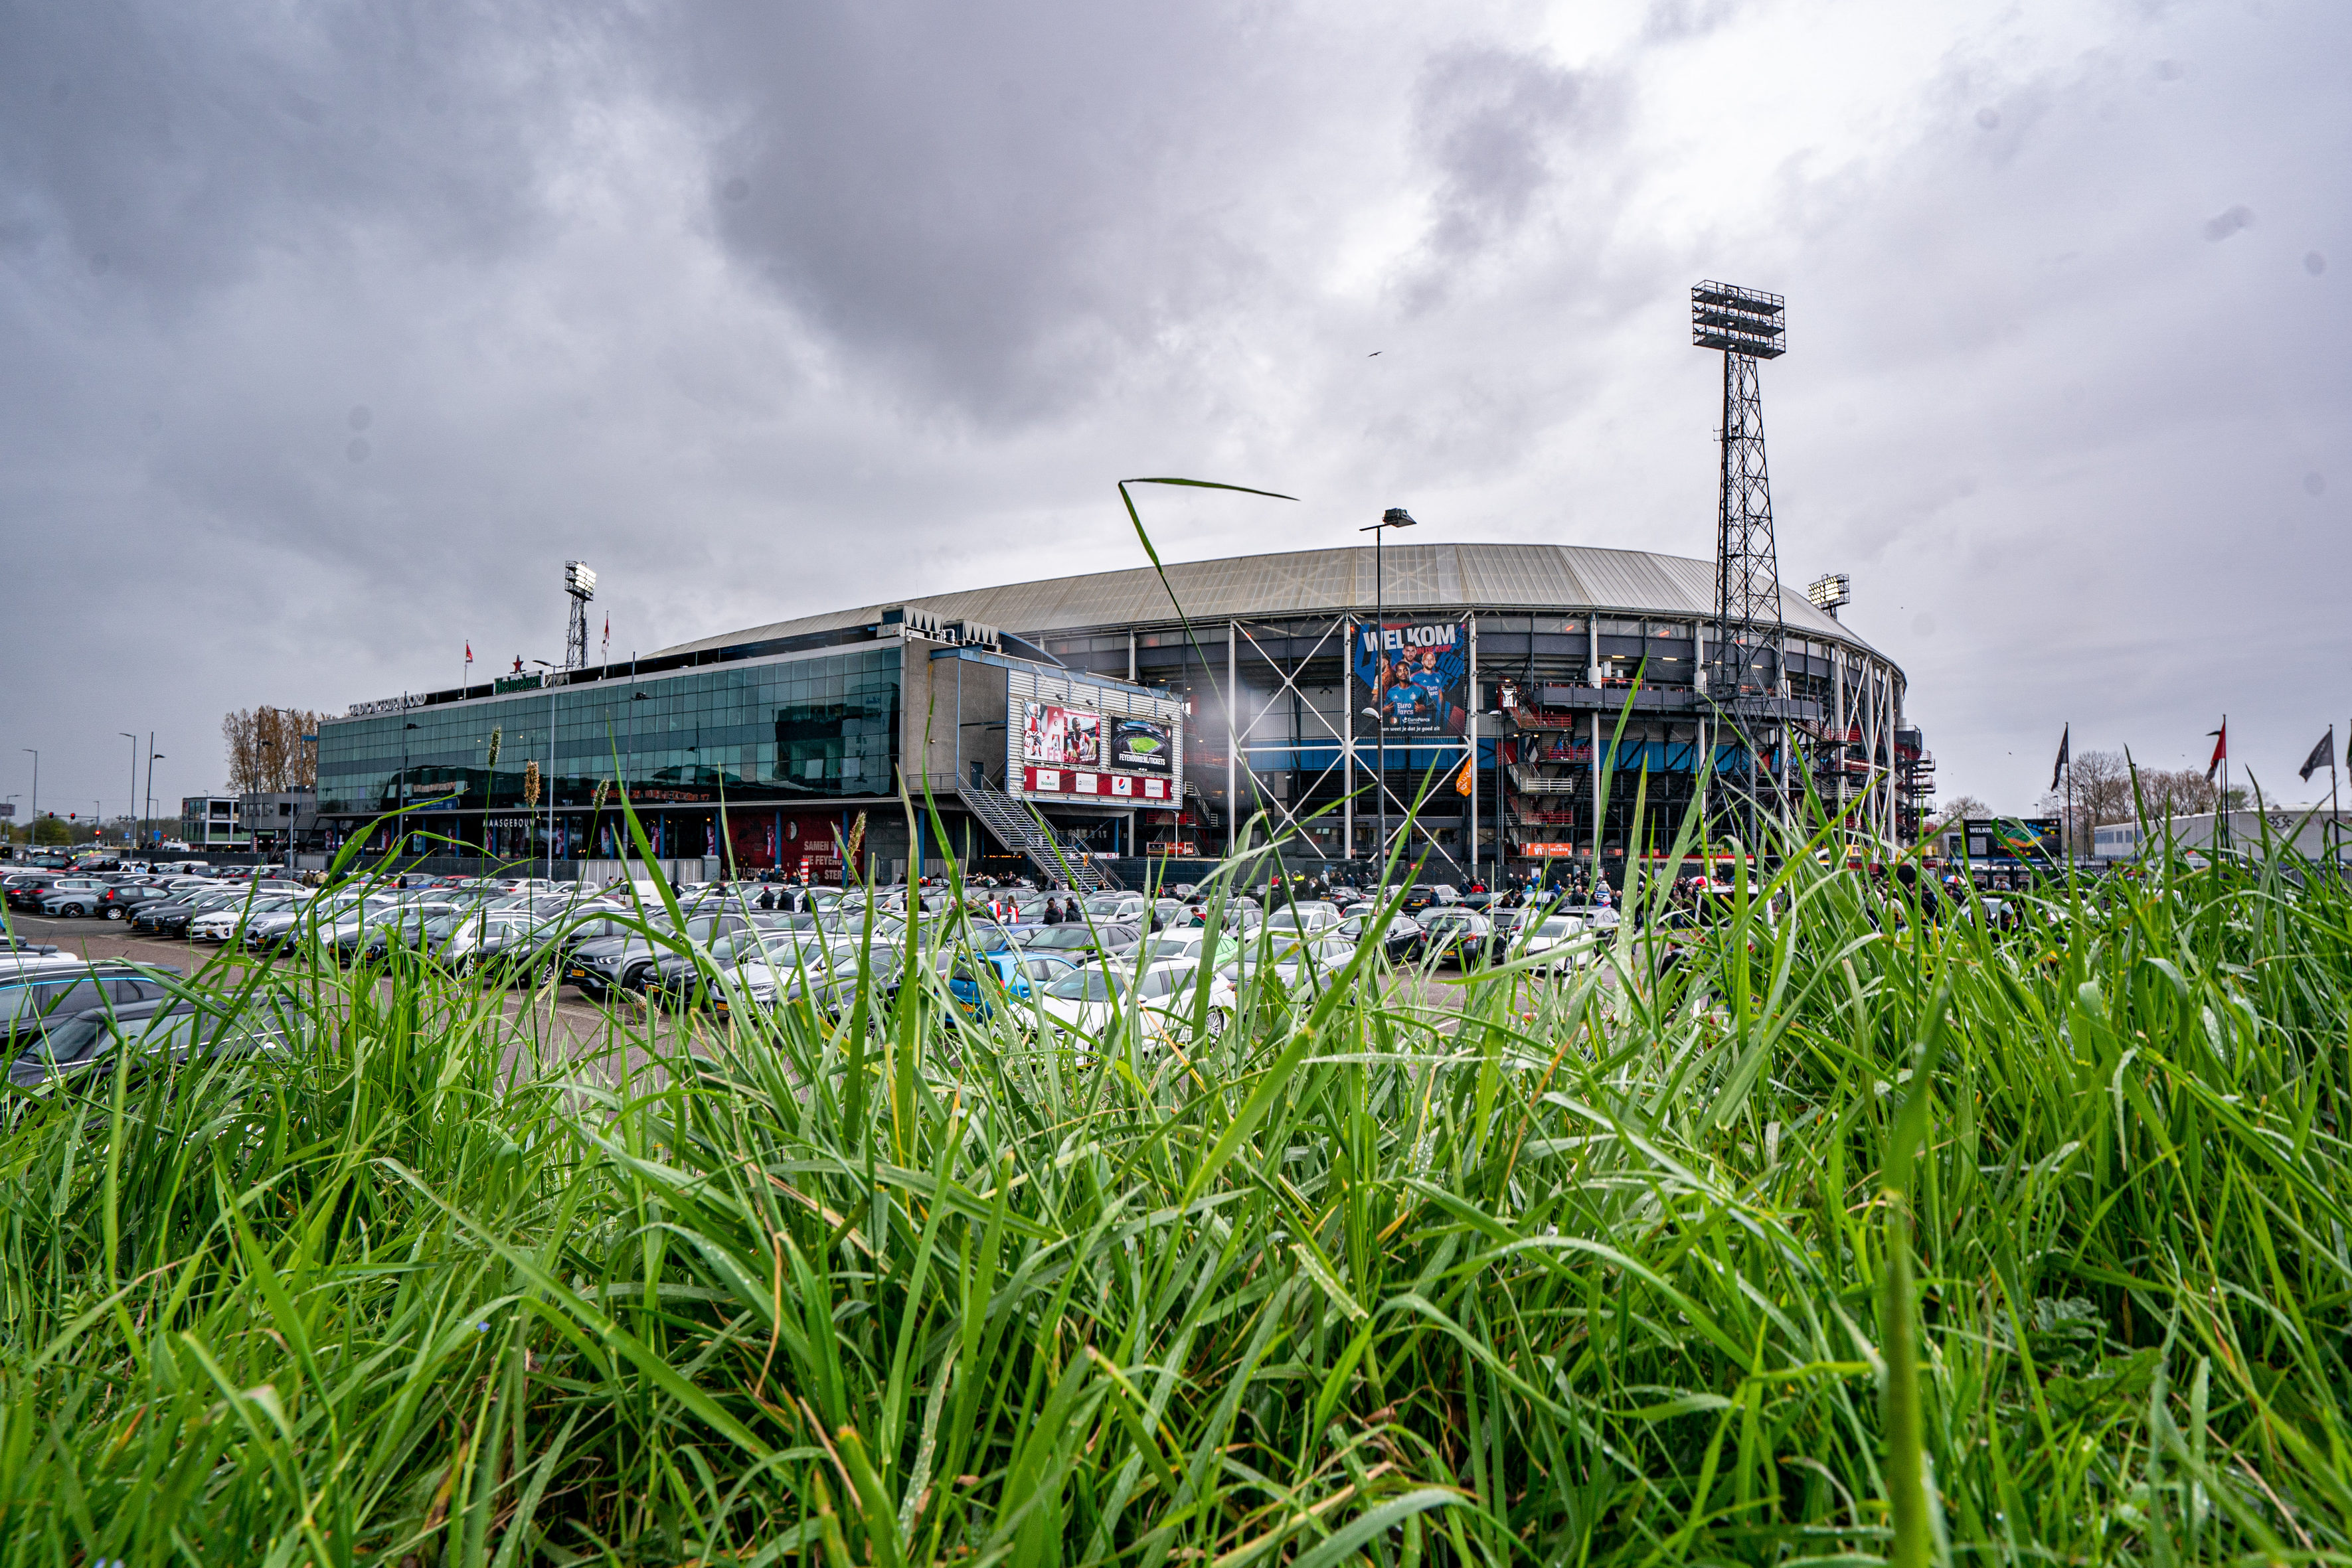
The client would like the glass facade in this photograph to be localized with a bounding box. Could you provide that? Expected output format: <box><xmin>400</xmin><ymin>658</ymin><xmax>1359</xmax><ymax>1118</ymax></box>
<box><xmin>315</xmin><ymin>647</ymin><xmax>900</xmax><ymax>861</ymax></box>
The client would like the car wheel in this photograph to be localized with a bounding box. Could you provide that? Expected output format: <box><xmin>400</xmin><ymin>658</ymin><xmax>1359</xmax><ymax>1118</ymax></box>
<box><xmin>1203</xmin><ymin>1006</ymin><xmax>1230</xmax><ymax>1040</ymax></box>
<box><xmin>104</xmin><ymin>905</ymin><xmax>126</xmax><ymax>921</ymax></box>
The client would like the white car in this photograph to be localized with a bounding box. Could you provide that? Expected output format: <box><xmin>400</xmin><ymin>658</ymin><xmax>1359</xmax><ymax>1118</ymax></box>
<box><xmin>189</xmin><ymin>895</ymin><xmax>300</xmax><ymax>943</ymax></box>
<box><xmin>1262</xmin><ymin>902</ymin><xmax>1343</xmax><ymax>935</ymax></box>
<box><xmin>1038</xmin><ymin>959</ymin><xmax>1236</xmax><ymax>1051</ymax></box>
<box><xmin>1504</xmin><ymin>911</ymin><xmax>1611</xmax><ymax>971</ymax></box>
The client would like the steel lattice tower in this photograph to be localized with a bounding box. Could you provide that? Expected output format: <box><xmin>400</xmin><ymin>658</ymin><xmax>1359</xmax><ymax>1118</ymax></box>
<box><xmin>1692</xmin><ymin>281</ymin><xmax>1788</xmax><ymax>835</ymax></box>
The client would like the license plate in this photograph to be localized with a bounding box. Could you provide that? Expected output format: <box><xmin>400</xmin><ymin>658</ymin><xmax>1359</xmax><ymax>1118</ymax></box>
<box><xmin>568</xmin><ymin>967</ymin><xmax>586</xmax><ymax>979</ymax></box>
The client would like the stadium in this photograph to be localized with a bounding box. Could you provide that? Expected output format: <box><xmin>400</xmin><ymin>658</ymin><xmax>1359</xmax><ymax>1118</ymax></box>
<box><xmin>313</xmin><ymin>539</ymin><xmax>1925</xmax><ymax>889</ymax></box>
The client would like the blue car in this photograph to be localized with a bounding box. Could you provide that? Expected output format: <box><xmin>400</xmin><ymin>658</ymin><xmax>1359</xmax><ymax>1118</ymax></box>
<box><xmin>946</xmin><ymin>950</ymin><xmax>1082</xmax><ymax>1020</ymax></box>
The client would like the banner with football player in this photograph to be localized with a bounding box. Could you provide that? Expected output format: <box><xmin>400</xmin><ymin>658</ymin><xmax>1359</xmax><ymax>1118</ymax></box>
<box><xmin>1353</xmin><ymin>619</ymin><xmax>1469</xmax><ymax>738</ymax></box>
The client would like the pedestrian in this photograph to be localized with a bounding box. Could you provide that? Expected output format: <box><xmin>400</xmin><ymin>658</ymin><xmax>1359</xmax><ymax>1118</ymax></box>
<box><xmin>1044</xmin><ymin>896</ymin><xmax>1064</xmax><ymax>925</ymax></box>
<box><xmin>757</xmin><ymin>885</ymin><xmax>776</xmax><ymax>911</ymax></box>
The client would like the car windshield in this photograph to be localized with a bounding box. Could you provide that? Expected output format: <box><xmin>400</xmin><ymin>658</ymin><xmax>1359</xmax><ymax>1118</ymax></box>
<box><xmin>1080</xmin><ymin>896</ymin><xmax>1132</xmax><ymax>917</ymax></box>
<box><xmin>1537</xmin><ymin>917</ymin><xmax>1576</xmax><ymax>937</ymax></box>
<box><xmin>1133</xmin><ymin>936</ymin><xmax>1197</xmax><ymax>962</ymax></box>
<box><xmin>1045</xmin><ymin>969</ymin><xmax>1125</xmax><ymax>1002</ymax></box>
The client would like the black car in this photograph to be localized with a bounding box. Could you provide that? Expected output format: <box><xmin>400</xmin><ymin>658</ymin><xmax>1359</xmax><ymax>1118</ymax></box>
<box><xmin>1414</xmin><ymin>909</ymin><xmax>1502</xmax><ymax>969</ymax></box>
<box><xmin>8</xmin><ymin>995</ymin><xmax>288</xmax><ymax>1088</ymax></box>
<box><xmin>566</xmin><ymin>910</ymin><xmax>758</xmax><ymax>1000</ymax></box>
<box><xmin>1329</xmin><ymin>909</ymin><xmax>1424</xmax><ymax>964</ymax></box>
<box><xmin>94</xmin><ymin>883</ymin><xmax>177</xmax><ymax>922</ymax></box>
<box><xmin>134</xmin><ymin>889</ymin><xmax>246</xmax><ymax>938</ymax></box>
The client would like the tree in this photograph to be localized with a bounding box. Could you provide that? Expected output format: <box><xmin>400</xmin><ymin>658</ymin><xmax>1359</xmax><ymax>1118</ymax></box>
<box><xmin>1926</xmin><ymin>794</ymin><xmax>1991</xmax><ymax>836</ymax></box>
<box><xmin>223</xmin><ymin>706</ymin><xmax>324</xmax><ymax>794</ymax></box>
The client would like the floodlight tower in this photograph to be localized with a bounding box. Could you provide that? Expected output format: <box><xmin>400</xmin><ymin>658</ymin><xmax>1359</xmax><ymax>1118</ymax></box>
<box><xmin>563</xmin><ymin>560</ymin><xmax>596</xmax><ymax>671</ymax></box>
<box><xmin>1692</xmin><ymin>281</ymin><xmax>1788</xmax><ymax>841</ymax></box>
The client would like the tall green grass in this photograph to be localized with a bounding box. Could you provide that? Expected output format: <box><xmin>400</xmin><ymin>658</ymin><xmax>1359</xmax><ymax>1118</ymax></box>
<box><xmin>4</xmin><ymin>804</ymin><xmax>2350</xmax><ymax>1566</ymax></box>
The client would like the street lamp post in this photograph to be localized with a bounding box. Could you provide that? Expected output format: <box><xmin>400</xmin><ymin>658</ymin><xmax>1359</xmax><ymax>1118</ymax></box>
<box><xmin>400</xmin><ymin>699</ymin><xmax>419</xmax><ymax>864</ymax></box>
<box><xmin>1357</xmin><ymin>508</ymin><xmax>1416</xmax><ymax>880</ymax></box>
<box><xmin>21</xmin><ymin>749</ymin><xmax>35</xmax><ymax>849</ymax></box>
<box><xmin>118</xmin><ymin>734</ymin><xmax>138</xmax><ymax>848</ymax></box>
<box><xmin>145</xmin><ymin>738</ymin><xmax>162</xmax><ymax>851</ymax></box>
<box><xmin>530</xmin><ymin>661</ymin><xmax>562</xmax><ymax>882</ymax></box>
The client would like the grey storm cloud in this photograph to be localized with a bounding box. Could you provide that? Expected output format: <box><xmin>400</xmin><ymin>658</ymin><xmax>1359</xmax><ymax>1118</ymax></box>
<box><xmin>0</xmin><ymin>0</ymin><xmax>2347</xmax><ymax>823</ymax></box>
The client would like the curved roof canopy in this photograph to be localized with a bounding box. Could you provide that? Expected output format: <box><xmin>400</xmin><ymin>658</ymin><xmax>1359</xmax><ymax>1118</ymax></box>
<box><xmin>656</xmin><ymin>542</ymin><xmax>1881</xmax><ymax>661</ymax></box>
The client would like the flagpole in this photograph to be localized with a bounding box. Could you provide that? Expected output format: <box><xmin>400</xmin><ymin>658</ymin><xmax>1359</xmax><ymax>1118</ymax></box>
<box><xmin>2064</xmin><ymin>721</ymin><xmax>2075</xmax><ymax>880</ymax></box>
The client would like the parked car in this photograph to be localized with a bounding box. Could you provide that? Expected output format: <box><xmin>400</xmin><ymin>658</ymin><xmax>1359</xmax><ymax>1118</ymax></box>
<box><xmin>565</xmin><ymin>911</ymin><xmax>758</xmax><ymax>1001</ymax></box>
<box><xmin>189</xmin><ymin>896</ymin><xmax>301</xmax><ymax>944</ymax></box>
<box><xmin>645</xmin><ymin>927</ymin><xmax>831</xmax><ymax>1010</ymax></box>
<box><xmin>2</xmin><ymin>872</ymin><xmax>64</xmax><ymax>909</ymax></box>
<box><xmin>714</xmin><ymin>939</ymin><xmax>904</xmax><ymax>1021</ymax></box>
<box><xmin>1125</xmin><ymin>929</ymin><xmax>1242</xmax><ymax>969</ymax></box>
<box><xmin>1037</xmin><ymin>960</ymin><xmax>1236</xmax><ymax>1051</ymax></box>
<box><xmin>14</xmin><ymin>876</ymin><xmax>98</xmax><ymax>913</ymax></box>
<box><xmin>0</xmin><ymin>959</ymin><xmax>185</xmax><ymax>1060</ymax></box>
<box><xmin>943</xmin><ymin>950</ymin><xmax>1084</xmax><ymax>1022</ymax></box>
<box><xmin>1015</xmin><ymin>921</ymin><xmax>1141</xmax><ymax>965</ymax></box>
<box><xmin>0</xmin><ymin>935</ymin><xmax>59</xmax><ymax>957</ymax></box>
<box><xmin>1416</xmin><ymin>907</ymin><xmax>1501</xmax><ymax>968</ymax></box>
<box><xmin>9</xmin><ymin>995</ymin><xmax>289</xmax><ymax>1089</ymax></box>
<box><xmin>426</xmin><ymin>910</ymin><xmax>572</xmax><ymax>984</ymax></box>
<box><xmin>1330</xmin><ymin>909</ymin><xmax>1426</xmax><ymax>964</ymax></box>
<box><xmin>94</xmin><ymin>883</ymin><xmax>179</xmax><ymax>921</ymax></box>
<box><xmin>135</xmin><ymin>888</ymin><xmax>248</xmax><ymax>937</ymax></box>
<box><xmin>35</xmin><ymin>884</ymin><xmax>123</xmax><ymax>921</ymax></box>
<box><xmin>1262</xmin><ymin>901</ymin><xmax>1343</xmax><ymax>936</ymax></box>
<box><xmin>1219</xmin><ymin>936</ymin><xmax>1355</xmax><ymax>991</ymax></box>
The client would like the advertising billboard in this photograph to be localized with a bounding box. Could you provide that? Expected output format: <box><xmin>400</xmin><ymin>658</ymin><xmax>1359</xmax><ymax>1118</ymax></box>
<box><xmin>1111</xmin><ymin>716</ymin><xmax>1175</xmax><ymax>775</ymax></box>
<box><xmin>1353</xmin><ymin>620</ymin><xmax>1469</xmax><ymax>738</ymax></box>
<box><xmin>1963</xmin><ymin>817</ymin><xmax>2061</xmax><ymax>864</ymax></box>
<box><xmin>1021</xmin><ymin>702</ymin><xmax>1104</xmax><ymax>769</ymax></box>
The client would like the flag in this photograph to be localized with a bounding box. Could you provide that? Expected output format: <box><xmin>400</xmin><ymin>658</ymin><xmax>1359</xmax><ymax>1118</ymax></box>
<box><xmin>2050</xmin><ymin>724</ymin><xmax>2069</xmax><ymax>791</ymax></box>
<box><xmin>1454</xmin><ymin>757</ymin><xmax>1475</xmax><ymax>795</ymax></box>
<box><xmin>2206</xmin><ymin>720</ymin><xmax>2227</xmax><ymax>783</ymax></box>
<box><xmin>2300</xmin><ymin>726</ymin><xmax>2335</xmax><ymax>783</ymax></box>
<box><xmin>601</xmin><ymin>615</ymin><xmax>610</xmax><ymax>659</ymax></box>
<box><xmin>464</xmin><ymin>641</ymin><xmax>473</xmax><ymax>665</ymax></box>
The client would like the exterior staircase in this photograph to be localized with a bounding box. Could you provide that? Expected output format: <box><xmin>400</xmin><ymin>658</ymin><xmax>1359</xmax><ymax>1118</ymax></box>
<box><xmin>957</xmin><ymin>778</ymin><xmax>1121</xmax><ymax>891</ymax></box>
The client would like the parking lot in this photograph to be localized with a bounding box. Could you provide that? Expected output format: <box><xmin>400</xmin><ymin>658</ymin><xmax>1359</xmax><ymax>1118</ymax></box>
<box><xmin>1</xmin><ymin>907</ymin><xmax>687</xmax><ymax>1078</ymax></box>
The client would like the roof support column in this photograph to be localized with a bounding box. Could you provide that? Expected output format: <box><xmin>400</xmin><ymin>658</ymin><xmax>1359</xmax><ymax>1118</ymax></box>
<box><xmin>1226</xmin><ymin>620</ymin><xmax>1238</xmax><ymax>859</ymax></box>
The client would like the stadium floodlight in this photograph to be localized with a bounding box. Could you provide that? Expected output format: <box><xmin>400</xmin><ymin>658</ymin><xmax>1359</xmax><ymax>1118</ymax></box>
<box><xmin>563</xmin><ymin>560</ymin><xmax>596</xmax><ymax>670</ymax></box>
<box><xmin>1691</xmin><ymin>281</ymin><xmax>1786</xmax><ymax>358</ymax></box>
<box><xmin>1806</xmin><ymin>572</ymin><xmax>1851</xmax><ymax>618</ymax></box>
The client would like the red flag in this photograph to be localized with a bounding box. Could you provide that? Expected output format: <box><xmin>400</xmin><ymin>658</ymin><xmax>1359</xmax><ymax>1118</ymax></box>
<box><xmin>465</xmin><ymin>641</ymin><xmax>473</xmax><ymax>665</ymax></box>
<box><xmin>2206</xmin><ymin>720</ymin><xmax>2226</xmax><ymax>782</ymax></box>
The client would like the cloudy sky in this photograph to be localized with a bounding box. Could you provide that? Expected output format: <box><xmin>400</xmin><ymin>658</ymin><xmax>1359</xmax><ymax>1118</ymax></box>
<box><xmin>3</xmin><ymin>0</ymin><xmax>2343</xmax><ymax>821</ymax></box>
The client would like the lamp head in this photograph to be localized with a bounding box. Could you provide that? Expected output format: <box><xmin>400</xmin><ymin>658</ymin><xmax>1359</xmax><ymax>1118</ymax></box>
<box><xmin>1382</xmin><ymin>508</ymin><xmax>1416</xmax><ymax>528</ymax></box>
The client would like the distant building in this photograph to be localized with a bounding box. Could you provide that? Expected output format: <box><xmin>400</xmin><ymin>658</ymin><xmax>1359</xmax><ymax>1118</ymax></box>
<box><xmin>240</xmin><ymin>789</ymin><xmax>321</xmax><ymax>855</ymax></box>
<box><xmin>2094</xmin><ymin>808</ymin><xmax>2347</xmax><ymax>862</ymax></box>
<box><xmin>179</xmin><ymin>796</ymin><xmax>248</xmax><ymax>847</ymax></box>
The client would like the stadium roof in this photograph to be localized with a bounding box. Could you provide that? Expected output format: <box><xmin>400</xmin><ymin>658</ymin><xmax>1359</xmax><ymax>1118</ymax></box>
<box><xmin>655</xmin><ymin>542</ymin><xmax>1883</xmax><ymax>659</ymax></box>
